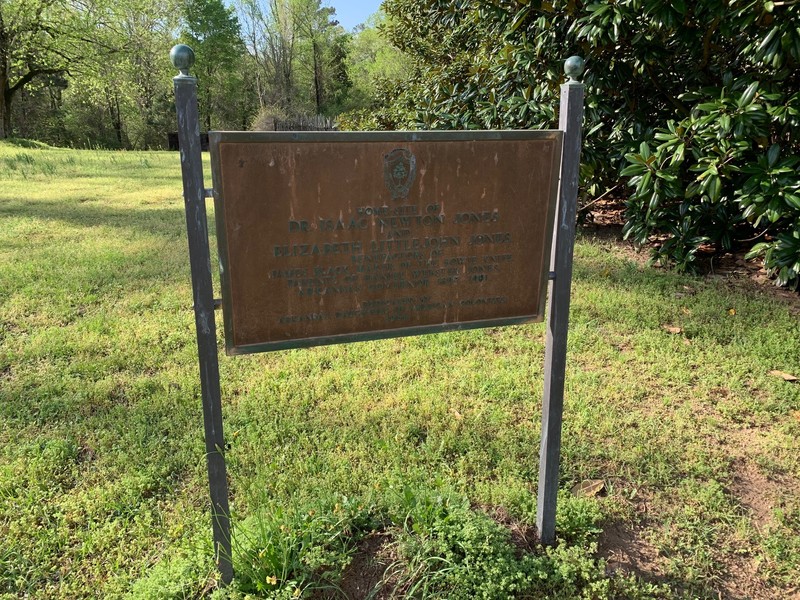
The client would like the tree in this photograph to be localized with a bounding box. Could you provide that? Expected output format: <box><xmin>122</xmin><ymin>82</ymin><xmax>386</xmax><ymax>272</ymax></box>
<box><xmin>292</xmin><ymin>0</ymin><xmax>349</xmax><ymax>115</ymax></box>
<box><xmin>320</xmin><ymin>30</ymin><xmax>352</xmax><ymax>114</ymax></box>
<box><xmin>348</xmin><ymin>13</ymin><xmax>408</xmax><ymax>99</ymax></box>
<box><xmin>0</xmin><ymin>0</ymin><xmax>91</xmax><ymax>138</ymax></box>
<box><xmin>236</xmin><ymin>0</ymin><xmax>350</xmax><ymax>118</ymax></box>
<box><xmin>98</xmin><ymin>0</ymin><xmax>179</xmax><ymax>148</ymax></box>
<box><xmin>335</xmin><ymin>11</ymin><xmax>414</xmax><ymax>130</ymax></box>
<box><xmin>238</xmin><ymin>0</ymin><xmax>298</xmax><ymax>112</ymax></box>
<box><xmin>0</xmin><ymin>0</ymin><xmax>178</xmax><ymax>146</ymax></box>
<box><xmin>182</xmin><ymin>0</ymin><xmax>244</xmax><ymax>130</ymax></box>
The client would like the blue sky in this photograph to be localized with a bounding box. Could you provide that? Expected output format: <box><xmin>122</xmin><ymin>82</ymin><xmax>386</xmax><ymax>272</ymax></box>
<box><xmin>330</xmin><ymin>0</ymin><xmax>383</xmax><ymax>31</ymax></box>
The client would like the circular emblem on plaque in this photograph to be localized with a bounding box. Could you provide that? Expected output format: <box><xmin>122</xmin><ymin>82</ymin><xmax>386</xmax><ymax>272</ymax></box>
<box><xmin>384</xmin><ymin>148</ymin><xmax>417</xmax><ymax>201</ymax></box>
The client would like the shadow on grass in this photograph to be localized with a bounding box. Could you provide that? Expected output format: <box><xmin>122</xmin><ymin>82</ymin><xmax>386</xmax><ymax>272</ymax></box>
<box><xmin>3</xmin><ymin>138</ymin><xmax>53</xmax><ymax>149</ymax></box>
<box><xmin>0</xmin><ymin>198</ymin><xmax>202</xmax><ymax>241</ymax></box>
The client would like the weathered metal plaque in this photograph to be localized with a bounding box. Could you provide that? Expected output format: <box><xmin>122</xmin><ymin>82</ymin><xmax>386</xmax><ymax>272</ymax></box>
<box><xmin>209</xmin><ymin>131</ymin><xmax>563</xmax><ymax>354</ymax></box>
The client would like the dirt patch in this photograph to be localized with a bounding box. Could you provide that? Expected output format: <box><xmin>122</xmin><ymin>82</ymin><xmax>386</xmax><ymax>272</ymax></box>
<box><xmin>597</xmin><ymin>521</ymin><xmax>665</xmax><ymax>582</ymax></box>
<box><xmin>715</xmin><ymin>461</ymin><xmax>784</xmax><ymax>600</ymax></box>
<box><xmin>716</xmin><ymin>554</ymin><xmax>795</xmax><ymax>600</ymax></box>
<box><xmin>723</xmin><ymin>425</ymin><xmax>800</xmax><ymax>510</ymax></box>
<box><xmin>701</xmin><ymin>419</ymin><xmax>800</xmax><ymax>598</ymax></box>
<box><xmin>731</xmin><ymin>459</ymin><xmax>778</xmax><ymax>532</ymax></box>
<box><xmin>583</xmin><ymin>219</ymin><xmax>800</xmax><ymax>598</ymax></box>
<box><xmin>481</xmin><ymin>505</ymin><xmax>538</xmax><ymax>554</ymax></box>
<box><xmin>310</xmin><ymin>532</ymin><xmax>395</xmax><ymax>600</ymax></box>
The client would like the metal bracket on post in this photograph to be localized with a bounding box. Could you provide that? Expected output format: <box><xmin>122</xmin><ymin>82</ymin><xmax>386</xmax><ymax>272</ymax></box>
<box><xmin>171</xmin><ymin>44</ymin><xmax>233</xmax><ymax>584</ymax></box>
<box><xmin>537</xmin><ymin>56</ymin><xmax>585</xmax><ymax>545</ymax></box>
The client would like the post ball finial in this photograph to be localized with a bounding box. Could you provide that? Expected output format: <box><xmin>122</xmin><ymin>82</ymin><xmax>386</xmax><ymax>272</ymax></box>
<box><xmin>170</xmin><ymin>44</ymin><xmax>195</xmax><ymax>77</ymax></box>
<box><xmin>564</xmin><ymin>56</ymin><xmax>585</xmax><ymax>82</ymax></box>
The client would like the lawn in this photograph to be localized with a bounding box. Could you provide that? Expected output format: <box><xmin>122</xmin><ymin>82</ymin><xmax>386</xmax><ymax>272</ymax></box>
<box><xmin>1</xmin><ymin>140</ymin><xmax>798</xmax><ymax>599</ymax></box>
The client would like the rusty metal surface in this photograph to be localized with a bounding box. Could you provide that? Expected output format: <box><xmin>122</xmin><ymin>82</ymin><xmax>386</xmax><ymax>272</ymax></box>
<box><xmin>210</xmin><ymin>131</ymin><xmax>563</xmax><ymax>354</ymax></box>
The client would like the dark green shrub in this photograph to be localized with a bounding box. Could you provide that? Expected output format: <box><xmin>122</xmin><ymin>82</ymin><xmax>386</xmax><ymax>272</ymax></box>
<box><xmin>380</xmin><ymin>0</ymin><xmax>800</xmax><ymax>286</ymax></box>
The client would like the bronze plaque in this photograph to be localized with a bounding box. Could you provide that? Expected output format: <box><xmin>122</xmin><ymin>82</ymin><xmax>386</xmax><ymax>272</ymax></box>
<box><xmin>209</xmin><ymin>131</ymin><xmax>563</xmax><ymax>354</ymax></box>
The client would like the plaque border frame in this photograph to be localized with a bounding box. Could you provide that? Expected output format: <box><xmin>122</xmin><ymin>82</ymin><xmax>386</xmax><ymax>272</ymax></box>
<box><xmin>209</xmin><ymin>130</ymin><xmax>564</xmax><ymax>355</ymax></box>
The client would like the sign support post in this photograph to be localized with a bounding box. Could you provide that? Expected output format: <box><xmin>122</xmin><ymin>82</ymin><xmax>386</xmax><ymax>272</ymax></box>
<box><xmin>170</xmin><ymin>45</ymin><xmax>234</xmax><ymax>583</ymax></box>
<box><xmin>537</xmin><ymin>58</ymin><xmax>585</xmax><ymax>544</ymax></box>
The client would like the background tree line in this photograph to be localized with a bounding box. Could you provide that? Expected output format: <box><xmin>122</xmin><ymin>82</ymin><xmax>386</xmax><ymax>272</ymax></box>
<box><xmin>0</xmin><ymin>0</ymin><xmax>407</xmax><ymax>148</ymax></box>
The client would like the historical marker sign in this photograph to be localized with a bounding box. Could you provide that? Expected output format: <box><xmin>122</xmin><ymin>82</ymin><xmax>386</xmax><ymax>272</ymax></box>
<box><xmin>174</xmin><ymin>45</ymin><xmax>584</xmax><ymax>581</ymax></box>
<box><xmin>210</xmin><ymin>131</ymin><xmax>563</xmax><ymax>355</ymax></box>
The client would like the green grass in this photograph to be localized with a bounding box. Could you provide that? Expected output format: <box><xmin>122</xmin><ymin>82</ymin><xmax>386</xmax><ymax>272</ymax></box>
<box><xmin>1</xmin><ymin>140</ymin><xmax>799</xmax><ymax>598</ymax></box>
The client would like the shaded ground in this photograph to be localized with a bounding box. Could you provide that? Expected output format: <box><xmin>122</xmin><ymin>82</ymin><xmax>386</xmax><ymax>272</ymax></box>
<box><xmin>584</xmin><ymin>208</ymin><xmax>800</xmax><ymax>600</ymax></box>
<box><xmin>581</xmin><ymin>200</ymin><xmax>800</xmax><ymax>311</ymax></box>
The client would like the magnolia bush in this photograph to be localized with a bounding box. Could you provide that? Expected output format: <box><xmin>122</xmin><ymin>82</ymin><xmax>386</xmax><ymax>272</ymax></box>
<box><xmin>380</xmin><ymin>0</ymin><xmax>800</xmax><ymax>286</ymax></box>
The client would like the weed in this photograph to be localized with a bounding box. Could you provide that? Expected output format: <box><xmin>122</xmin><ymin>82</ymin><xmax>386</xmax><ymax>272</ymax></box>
<box><xmin>379</xmin><ymin>486</ymin><xmax>670</xmax><ymax>599</ymax></box>
<box><xmin>232</xmin><ymin>496</ymin><xmax>374</xmax><ymax>596</ymax></box>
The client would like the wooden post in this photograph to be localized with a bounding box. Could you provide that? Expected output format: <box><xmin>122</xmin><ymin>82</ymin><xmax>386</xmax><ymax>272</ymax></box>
<box><xmin>170</xmin><ymin>44</ymin><xmax>233</xmax><ymax>584</ymax></box>
<box><xmin>537</xmin><ymin>56</ymin><xmax>585</xmax><ymax>545</ymax></box>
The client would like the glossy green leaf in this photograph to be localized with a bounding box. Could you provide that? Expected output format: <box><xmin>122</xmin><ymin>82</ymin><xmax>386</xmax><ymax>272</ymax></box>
<box><xmin>738</xmin><ymin>82</ymin><xmax>759</xmax><ymax>108</ymax></box>
<box><xmin>767</xmin><ymin>144</ymin><xmax>780</xmax><ymax>167</ymax></box>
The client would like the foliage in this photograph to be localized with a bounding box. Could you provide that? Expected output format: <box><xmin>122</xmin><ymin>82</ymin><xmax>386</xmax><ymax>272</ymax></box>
<box><xmin>0</xmin><ymin>0</ymin><xmax>98</xmax><ymax>138</ymax></box>
<box><xmin>293</xmin><ymin>2</ymin><xmax>353</xmax><ymax>115</ymax></box>
<box><xmin>381</xmin><ymin>486</ymin><xmax>668</xmax><ymax>599</ymax></box>
<box><xmin>231</xmin><ymin>495</ymin><xmax>374</xmax><ymax>596</ymax></box>
<box><xmin>381</xmin><ymin>0</ymin><xmax>800</xmax><ymax>287</ymax></box>
<box><xmin>335</xmin><ymin>12</ymin><xmax>416</xmax><ymax>131</ymax></box>
<box><xmin>380</xmin><ymin>1</ymin><xmax>562</xmax><ymax>131</ymax></box>
<box><xmin>236</xmin><ymin>0</ymin><xmax>355</xmax><ymax>119</ymax></box>
<box><xmin>5</xmin><ymin>0</ymin><xmax>384</xmax><ymax>146</ymax></box>
<box><xmin>618</xmin><ymin>2</ymin><xmax>800</xmax><ymax>286</ymax></box>
<box><xmin>182</xmin><ymin>0</ymin><xmax>249</xmax><ymax>131</ymax></box>
<box><xmin>125</xmin><ymin>537</ymin><xmax>217</xmax><ymax>599</ymax></box>
<box><xmin>336</xmin><ymin>76</ymin><xmax>416</xmax><ymax>131</ymax></box>
<box><xmin>338</xmin><ymin>11</ymin><xmax>412</xmax><ymax>114</ymax></box>
<box><xmin>8</xmin><ymin>0</ymin><xmax>182</xmax><ymax>149</ymax></box>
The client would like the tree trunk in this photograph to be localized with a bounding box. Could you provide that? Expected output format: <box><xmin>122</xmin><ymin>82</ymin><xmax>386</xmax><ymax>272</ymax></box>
<box><xmin>0</xmin><ymin>92</ymin><xmax>11</xmax><ymax>139</ymax></box>
<box><xmin>0</xmin><ymin>71</ymin><xmax>10</xmax><ymax>139</ymax></box>
<box><xmin>204</xmin><ymin>86</ymin><xmax>212</xmax><ymax>132</ymax></box>
<box><xmin>312</xmin><ymin>40</ymin><xmax>322</xmax><ymax>114</ymax></box>
<box><xmin>113</xmin><ymin>93</ymin><xmax>123</xmax><ymax>146</ymax></box>
<box><xmin>0</xmin><ymin>21</ymin><xmax>8</xmax><ymax>139</ymax></box>
<box><xmin>103</xmin><ymin>87</ymin><xmax>123</xmax><ymax>146</ymax></box>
